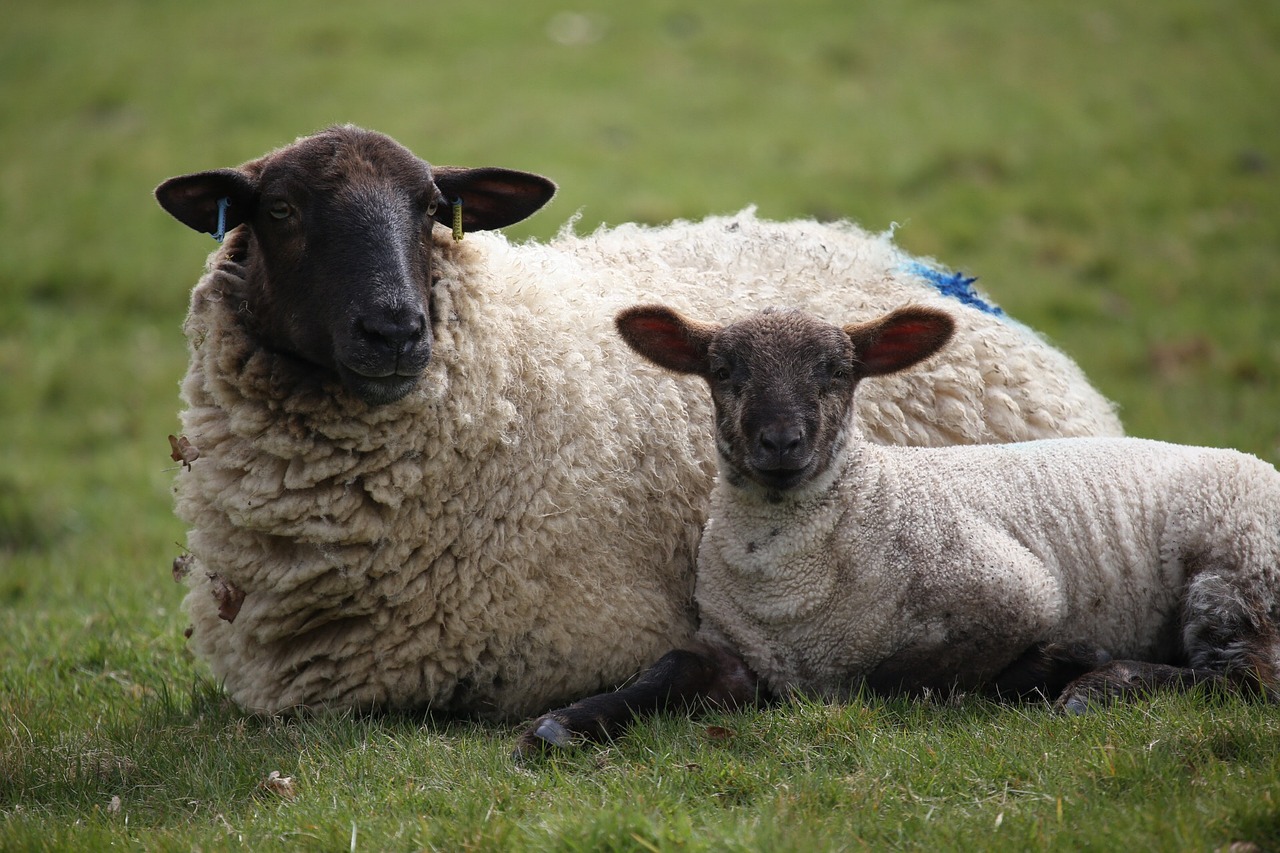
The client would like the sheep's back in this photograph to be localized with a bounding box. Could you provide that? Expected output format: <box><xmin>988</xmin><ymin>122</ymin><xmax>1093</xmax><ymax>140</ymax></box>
<box><xmin>555</xmin><ymin>210</ymin><xmax>1121</xmax><ymax>445</ymax></box>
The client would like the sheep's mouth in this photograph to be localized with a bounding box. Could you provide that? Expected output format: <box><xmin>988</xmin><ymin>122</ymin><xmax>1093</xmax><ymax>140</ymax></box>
<box><xmin>338</xmin><ymin>365</ymin><xmax>422</xmax><ymax>406</ymax></box>
<box><xmin>336</xmin><ymin>343</ymin><xmax>432</xmax><ymax>405</ymax></box>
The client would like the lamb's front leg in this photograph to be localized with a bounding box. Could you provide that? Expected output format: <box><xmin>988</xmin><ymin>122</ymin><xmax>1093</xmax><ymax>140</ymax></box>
<box><xmin>1054</xmin><ymin>660</ymin><xmax>1231</xmax><ymax>713</ymax></box>
<box><xmin>989</xmin><ymin>640</ymin><xmax>1114</xmax><ymax>702</ymax></box>
<box><xmin>514</xmin><ymin>641</ymin><xmax>763</xmax><ymax>759</ymax></box>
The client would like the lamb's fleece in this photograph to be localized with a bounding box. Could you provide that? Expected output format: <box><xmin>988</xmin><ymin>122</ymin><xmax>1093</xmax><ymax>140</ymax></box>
<box><xmin>176</xmin><ymin>210</ymin><xmax>1121</xmax><ymax>718</ymax></box>
<box><xmin>696</xmin><ymin>434</ymin><xmax>1280</xmax><ymax>698</ymax></box>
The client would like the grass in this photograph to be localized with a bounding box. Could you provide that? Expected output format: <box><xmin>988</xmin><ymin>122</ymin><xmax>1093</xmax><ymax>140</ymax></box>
<box><xmin>4</xmin><ymin>684</ymin><xmax>1278</xmax><ymax>850</ymax></box>
<box><xmin>2</xmin><ymin>0</ymin><xmax>1278</xmax><ymax>849</ymax></box>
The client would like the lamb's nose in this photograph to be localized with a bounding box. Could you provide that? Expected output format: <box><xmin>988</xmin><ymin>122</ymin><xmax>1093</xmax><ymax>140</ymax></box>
<box><xmin>758</xmin><ymin>422</ymin><xmax>804</xmax><ymax>459</ymax></box>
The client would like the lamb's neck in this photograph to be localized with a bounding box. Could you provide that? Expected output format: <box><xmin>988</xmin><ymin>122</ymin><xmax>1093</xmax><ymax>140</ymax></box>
<box><xmin>708</xmin><ymin>433</ymin><xmax>869</xmax><ymax>579</ymax></box>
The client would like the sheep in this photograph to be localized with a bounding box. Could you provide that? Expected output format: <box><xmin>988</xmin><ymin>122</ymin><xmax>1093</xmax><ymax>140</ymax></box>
<box><xmin>155</xmin><ymin>124</ymin><xmax>1124</xmax><ymax>720</ymax></box>
<box><xmin>516</xmin><ymin>304</ymin><xmax>1280</xmax><ymax>753</ymax></box>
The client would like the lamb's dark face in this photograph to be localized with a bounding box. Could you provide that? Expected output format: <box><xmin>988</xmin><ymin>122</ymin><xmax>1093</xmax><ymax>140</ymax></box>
<box><xmin>706</xmin><ymin>311</ymin><xmax>858</xmax><ymax>491</ymax></box>
<box><xmin>616</xmin><ymin>303</ymin><xmax>956</xmax><ymax>495</ymax></box>
<box><xmin>156</xmin><ymin>125</ymin><xmax>556</xmax><ymax>406</ymax></box>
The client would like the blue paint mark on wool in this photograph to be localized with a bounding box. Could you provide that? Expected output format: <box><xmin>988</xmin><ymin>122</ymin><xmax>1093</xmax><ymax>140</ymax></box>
<box><xmin>904</xmin><ymin>260</ymin><xmax>1004</xmax><ymax>316</ymax></box>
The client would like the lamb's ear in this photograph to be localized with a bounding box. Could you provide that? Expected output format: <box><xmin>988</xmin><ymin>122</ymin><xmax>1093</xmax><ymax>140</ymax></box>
<box><xmin>431</xmin><ymin>167</ymin><xmax>557</xmax><ymax>232</ymax></box>
<box><xmin>844</xmin><ymin>307</ymin><xmax>955</xmax><ymax>377</ymax></box>
<box><xmin>615</xmin><ymin>305</ymin><xmax>718</xmax><ymax>376</ymax></box>
<box><xmin>155</xmin><ymin>169</ymin><xmax>256</xmax><ymax>237</ymax></box>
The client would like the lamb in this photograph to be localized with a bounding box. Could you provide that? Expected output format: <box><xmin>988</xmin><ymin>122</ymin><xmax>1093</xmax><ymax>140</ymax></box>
<box><xmin>517</xmin><ymin>304</ymin><xmax>1280</xmax><ymax>752</ymax></box>
<box><xmin>155</xmin><ymin>124</ymin><xmax>1123</xmax><ymax>720</ymax></box>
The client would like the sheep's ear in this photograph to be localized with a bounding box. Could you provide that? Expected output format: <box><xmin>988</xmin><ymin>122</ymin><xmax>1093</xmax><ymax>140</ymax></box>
<box><xmin>844</xmin><ymin>307</ymin><xmax>955</xmax><ymax>377</ymax></box>
<box><xmin>155</xmin><ymin>169</ymin><xmax>257</xmax><ymax>237</ymax></box>
<box><xmin>431</xmin><ymin>167</ymin><xmax>557</xmax><ymax>232</ymax></box>
<box><xmin>615</xmin><ymin>305</ymin><xmax>717</xmax><ymax>376</ymax></box>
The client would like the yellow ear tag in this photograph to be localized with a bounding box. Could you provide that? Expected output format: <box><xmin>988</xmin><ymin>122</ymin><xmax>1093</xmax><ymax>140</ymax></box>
<box><xmin>451</xmin><ymin>199</ymin><xmax>464</xmax><ymax>241</ymax></box>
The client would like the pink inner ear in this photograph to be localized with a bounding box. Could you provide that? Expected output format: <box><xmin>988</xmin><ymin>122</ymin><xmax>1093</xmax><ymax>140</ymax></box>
<box><xmin>640</xmin><ymin>319</ymin><xmax>700</xmax><ymax>364</ymax></box>
<box><xmin>880</xmin><ymin>320</ymin><xmax>935</xmax><ymax>349</ymax></box>
<box><xmin>629</xmin><ymin>315</ymin><xmax>680</xmax><ymax>339</ymax></box>
<box><xmin>620</xmin><ymin>311</ymin><xmax>706</xmax><ymax>374</ymax></box>
<box><xmin>862</xmin><ymin>317</ymin><xmax>949</xmax><ymax>374</ymax></box>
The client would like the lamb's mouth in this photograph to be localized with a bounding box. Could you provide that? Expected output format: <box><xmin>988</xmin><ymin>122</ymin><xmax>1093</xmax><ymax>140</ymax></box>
<box><xmin>750</xmin><ymin>465</ymin><xmax>811</xmax><ymax>491</ymax></box>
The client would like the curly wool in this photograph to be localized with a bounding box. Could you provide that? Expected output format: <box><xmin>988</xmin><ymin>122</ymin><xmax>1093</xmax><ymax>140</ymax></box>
<box><xmin>175</xmin><ymin>209</ymin><xmax>1121</xmax><ymax>719</ymax></box>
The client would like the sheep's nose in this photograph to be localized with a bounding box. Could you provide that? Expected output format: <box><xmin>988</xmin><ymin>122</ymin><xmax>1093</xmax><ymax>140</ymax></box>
<box><xmin>357</xmin><ymin>309</ymin><xmax>426</xmax><ymax>355</ymax></box>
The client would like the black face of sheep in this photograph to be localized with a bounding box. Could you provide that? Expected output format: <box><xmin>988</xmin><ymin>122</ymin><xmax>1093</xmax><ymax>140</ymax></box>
<box><xmin>616</xmin><ymin>305</ymin><xmax>955</xmax><ymax>491</ymax></box>
<box><xmin>155</xmin><ymin>125</ymin><xmax>557</xmax><ymax>405</ymax></box>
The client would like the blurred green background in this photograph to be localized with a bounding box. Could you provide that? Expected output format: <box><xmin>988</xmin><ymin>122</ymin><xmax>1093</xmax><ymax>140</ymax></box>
<box><xmin>1</xmin><ymin>0</ymin><xmax>1278</xmax><ymax>843</ymax></box>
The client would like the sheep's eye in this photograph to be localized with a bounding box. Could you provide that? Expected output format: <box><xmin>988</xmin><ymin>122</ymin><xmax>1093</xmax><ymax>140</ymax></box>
<box><xmin>268</xmin><ymin>200</ymin><xmax>292</xmax><ymax>220</ymax></box>
<box><xmin>711</xmin><ymin>362</ymin><xmax>733</xmax><ymax>383</ymax></box>
<box><xmin>418</xmin><ymin>192</ymin><xmax>442</xmax><ymax>217</ymax></box>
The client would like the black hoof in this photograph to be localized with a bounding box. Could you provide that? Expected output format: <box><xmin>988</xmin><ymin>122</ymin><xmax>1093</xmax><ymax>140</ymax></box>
<box><xmin>513</xmin><ymin>716</ymin><xmax>579</xmax><ymax>761</ymax></box>
<box><xmin>533</xmin><ymin>718</ymin><xmax>574</xmax><ymax>748</ymax></box>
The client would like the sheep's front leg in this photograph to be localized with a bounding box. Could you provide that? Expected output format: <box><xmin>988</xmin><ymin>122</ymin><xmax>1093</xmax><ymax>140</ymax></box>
<box><xmin>514</xmin><ymin>641</ymin><xmax>762</xmax><ymax>759</ymax></box>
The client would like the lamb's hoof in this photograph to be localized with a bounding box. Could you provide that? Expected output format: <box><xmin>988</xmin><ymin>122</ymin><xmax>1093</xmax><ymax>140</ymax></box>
<box><xmin>512</xmin><ymin>716</ymin><xmax>577</xmax><ymax>760</ymax></box>
<box><xmin>1054</xmin><ymin>659</ymin><xmax>1214</xmax><ymax>714</ymax></box>
<box><xmin>532</xmin><ymin>718</ymin><xmax>574</xmax><ymax>748</ymax></box>
<box><xmin>1054</xmin><ymin>663</ymin><xmax>1133</xmax><ymax>713</ymax></box>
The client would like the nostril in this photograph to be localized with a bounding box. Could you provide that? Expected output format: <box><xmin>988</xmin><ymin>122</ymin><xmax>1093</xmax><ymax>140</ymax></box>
<box><xmin>358</xmin><ymin>310</ymin><xmax>427</xmax><ymax>348</ymax></box>
<box><xmin>759</xmin><ymin>423</ymin><xmax>804</xmax><ymax>456</ymax></box>
<box><xmin>401</xmin><ymin>312</ymin><xmax>426</xmax><ymax>341</ymax></box>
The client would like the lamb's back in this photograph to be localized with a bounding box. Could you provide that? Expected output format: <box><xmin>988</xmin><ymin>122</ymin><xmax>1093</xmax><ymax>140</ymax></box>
<box><xmin>873</xmin><ymin>437</ymin><xmax>1280</xmax><ymax>660</ymax></box>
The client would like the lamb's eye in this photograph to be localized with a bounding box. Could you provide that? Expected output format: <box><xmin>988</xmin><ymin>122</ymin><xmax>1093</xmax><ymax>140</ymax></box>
<box><xmin>268</xmin><ymin>200</ymin><xmax>292</xmax><ymax>220</ymax></box>
<box><xmin>711</xmin><ymin>362</ymin><xmax>733</xmax><ymax>383</ymax></box>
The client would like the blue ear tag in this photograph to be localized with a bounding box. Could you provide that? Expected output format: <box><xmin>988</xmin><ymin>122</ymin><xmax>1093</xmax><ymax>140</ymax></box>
<box><xmin>451</xmin><ymin>199</ymin><xmax>464</xmax><ymax>241</ymax></box>
<box><xmin>212</xmin><ymin>197</ymin><xmax>231</xmax><ymax>243</ymax></box>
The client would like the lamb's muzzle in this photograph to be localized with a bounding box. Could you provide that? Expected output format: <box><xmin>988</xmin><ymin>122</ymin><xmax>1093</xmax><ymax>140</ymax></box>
<box><xmin>750</xmin><ymin>414</ymin><xmax>812</xmax><ymax>490</ymax></box>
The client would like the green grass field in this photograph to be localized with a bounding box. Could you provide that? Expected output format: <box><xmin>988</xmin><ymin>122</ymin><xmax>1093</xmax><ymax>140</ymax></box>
<box><xmin>3</xmin><ymin>1</ymin><xmax>1279</xmax><ymax>849</ymax></box>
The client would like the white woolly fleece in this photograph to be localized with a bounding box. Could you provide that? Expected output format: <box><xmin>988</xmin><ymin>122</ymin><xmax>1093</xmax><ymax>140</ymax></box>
<box><xmin>695</xmin><ymin>431</ymin><xmax>1280</xmax><ymax>699</ymax></box>
<box><xmin>175</xmin><ymin>210</ymin><xmax>1122</xmax><ymax>719</ymax></box>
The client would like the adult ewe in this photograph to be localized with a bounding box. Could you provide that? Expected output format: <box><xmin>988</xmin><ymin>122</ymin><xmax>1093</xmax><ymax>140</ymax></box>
<box><xmin>156</xmin><ymin>125</ymin><xmax>1122</xmax><ymax>719</ymax></box>
<box><xmin>517</xmin><ymin>304</ymin><xmax>1279</xmax><ymax>753</ymax></box>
